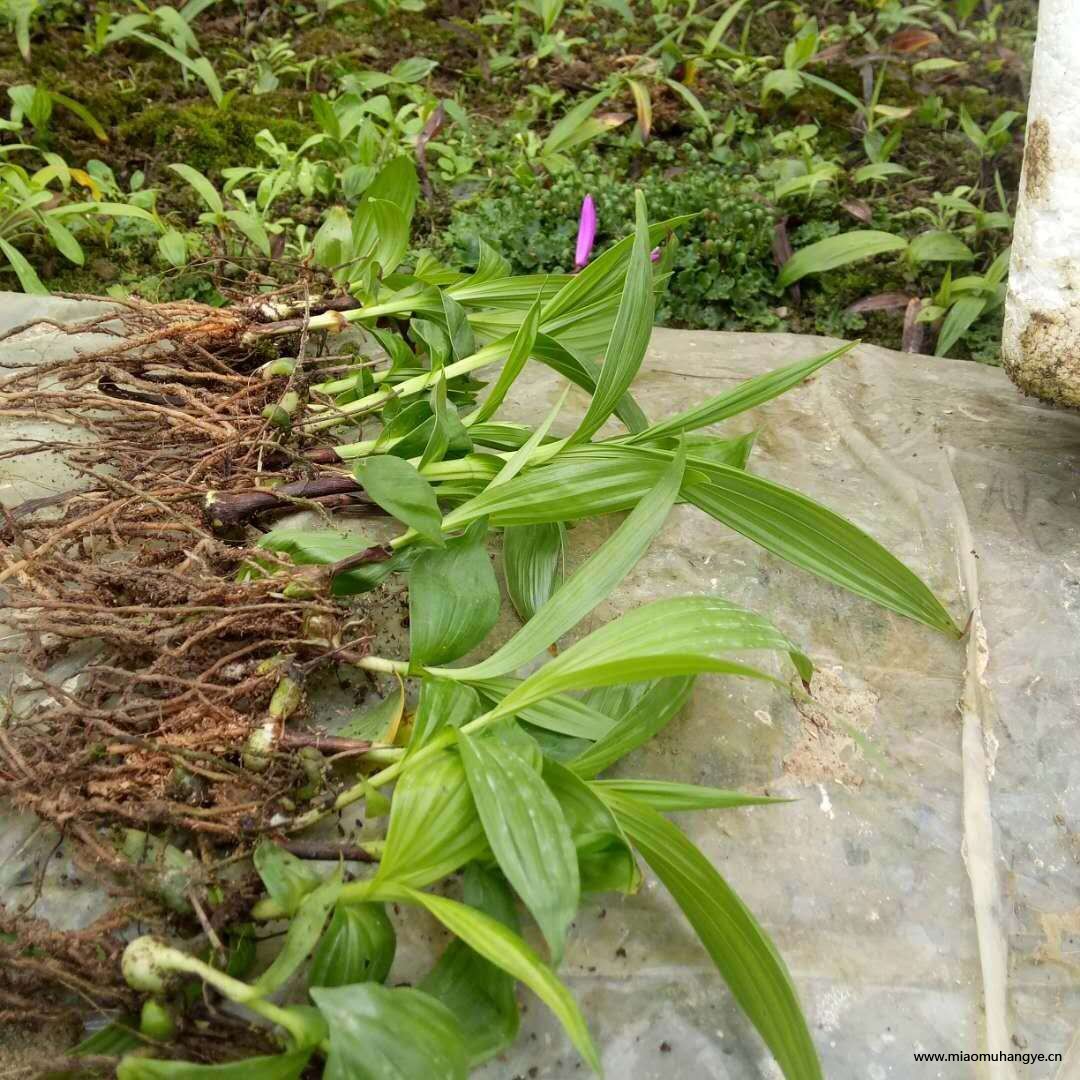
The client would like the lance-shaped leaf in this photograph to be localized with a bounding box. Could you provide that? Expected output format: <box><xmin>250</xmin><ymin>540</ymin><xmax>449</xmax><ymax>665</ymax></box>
<box><xmin>468</xmin><ymin>293</ymin><xmax>541</xmax><ymax>424</ymax></box>
<box><xmin>600</xmin><ymin>791</ymin><xmax>822</xmax><ymax>1080</ymax></box>
<box><xmin>569</xmin><ymin>189</ymin><xmax>654</xmax><ymax>444</ymax></box>
<box><xmin>458</xmin><ymin>729</ymin><xmax>580</xmax><ymax>964</ymax></box>
<box><xmin>470</xmin><ymin>677</ymin><xmax>616</xmax><ymax>739</ymax></box>
<box><xmin>625</xmin><ymin>342</ymin><xmax>856</xmax><ymax>444</ymax></box>
<box><xmin>435</xmin><ymin>444</ymin><xmax>684</xmax><ymax>680</ymax></box>
<box><xmin>441</xmin><ymin>291</ymin><xmax>476</xmax><ymax>362</ymax></box>
<box><xmin>308</xmin><ymin>902</ymin><xmax>396</xmax><ymax>988</ymax></box>
<box><xmin>681</xmin><ymin>467</ymin><xmax>960</xmax><ymax>636</ymax></box>
<box><xmin>541</xmin><ymin>213</ymin><xmax>695</xmax><ymax>326</ymax></box>
<box><xmin>503</xmin><ymin>523</ymin><xmax>566</xmax><ymax>622</ymax></box>
<box><xmin>568</xmin><ymin>676</ymin><xmax>695</xmax><ymax>779</ymax></box>
<box><xmin>486</xmin><ymin>595</ymin><xmax>811</xmax><ymax>720</ymax></box>
<box><xmin>778</xmin><ymin>230</ymin><xmax>908</xmax><ymax>288</ymax></box>
<box><xmin>487</xmin><ymin>386</ymin><xmax>569</xmax><ymax>491</ymax></box>
<box><xmin>419</xmin><ymin>864</ymin><xmax>521</xmax><ymax>1066</ymax></box>
<box><xmin>253</xmin><ymin>869</ymin><xmax>342</xmax><ymax>996</ymax></box>
<box><xmin>409</xmin><ymin>677</ymin><xmax>484</xmax><ymax>754</ymax></box>
<box><xmin>531</xmin><ymin>332</ymin><xmax>648</xmax><ymax>433</ymax></box>
<box><xmin>395</xmin><ymin>886</ymin><xmax>601</xmax><ymax>1074</ymax></box>
<box><xmin>540</xmin><ymin>441</ymin><xmax>959</xmax><ymax>636</ymax></box>
<box><xmin>254</xmin><ymin>839</ymin><xmax>322</xmax><ymax>916</ymax></box>
<box><xmin>355</xmin><ymin>455</ymin><xmax>444</xmax><ymax>546</ymax></box>
<box><xmin>377</xmin><ymin>749</ymin><xmax>488</xmax><ymax>888</ymax></box>
<box><xmin>311</xmin><ymin>983</ymin><xmax>468</xmax><ymax>1080</ymax></box>
<box><xmin>419</xmin><ymin>371</ymin><xmax>471</xmax><ymax>469</ymax></box>
<box><xmin>441</xmin><ymin>447</ymin><xmax>663</xmax><ymax>530</ymax></box>
<box><xmin>544</xmin><ymin>760</ymin><xmax>640</xmax><ymax>894</ymax></box>
<box><xmin>591</xmin><ymin>779</ymin><xmax>786</xmax><ymax>811</ymax></box>
<box><xmin>409</xmin><ymin>519</ymin><xmax>500</xmax><ymax>668</ymax></box>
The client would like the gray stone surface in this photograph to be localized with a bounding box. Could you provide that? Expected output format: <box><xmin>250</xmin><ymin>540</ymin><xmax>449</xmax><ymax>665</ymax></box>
<box><xmin>2</xmin><ymin>296</ymin><xmax>1079</xmax><ymax>1078</ymax></box>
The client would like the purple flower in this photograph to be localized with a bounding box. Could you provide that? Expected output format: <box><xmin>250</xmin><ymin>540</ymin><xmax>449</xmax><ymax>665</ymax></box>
<box><xmin>574</xmin><ymin>194</ymin><xmax>597</xmax><ymax>270</ymax></box>
<box><xmin>650</xmin><ymin>246</ymin><xmax>662</xmax><ymax>263</ymax></box>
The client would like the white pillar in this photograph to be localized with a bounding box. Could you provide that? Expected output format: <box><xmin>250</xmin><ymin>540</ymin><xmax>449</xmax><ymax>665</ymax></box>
<box><xmin>1002</xmin><ymin>0</ymin><xmax>1080</xmax><ymax>409</ymax></box>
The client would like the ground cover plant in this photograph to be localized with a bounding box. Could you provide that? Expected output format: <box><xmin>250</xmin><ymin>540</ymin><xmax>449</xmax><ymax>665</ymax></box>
<box><xmin>0</xmin><ymin>0</ymin><xmax>1033</xmax><ymax>359</ymax></box>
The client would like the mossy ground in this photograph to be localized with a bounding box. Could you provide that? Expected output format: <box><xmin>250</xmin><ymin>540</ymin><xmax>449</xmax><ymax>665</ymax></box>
<box><xmin>0</xmin><ymin>0</ymin><xmax>1035</xmax><ymax>360</ymax></box>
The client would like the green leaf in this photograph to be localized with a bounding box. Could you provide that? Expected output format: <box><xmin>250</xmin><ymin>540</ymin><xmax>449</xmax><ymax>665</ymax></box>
<box><xmin>254</xmin><ymin>868</ymin><xmax>342</xmax><ymax>995</ymax></box>
<box><xmin>664</xmin><ymin>78</ymin><xmax>711</xmax><ymax>132</ymax></box>
<box><xmin>437</xmin><ymin>443</ymin><xmax>684</xmax><ymax>680</ymax></box>
<box><xmin>540</xmin><ymin>90</ymin><xmax>607</xmax><ymax>158</ymax></box>
<box><xmin>592</xmin><ymin>778</ymin><xmax>785</xmax><ymax>811</ymax></box>
<box><xmin>680</xmin><ymin>463</ymin><xmax>959</xmax><ymax>635</ymax></box>
<box><xmin>419</xmin><ymin>371</ymin><xmax>471</xmax><ymax>468</ymax></box>
<box><xmin>852</xmin><ymin>162</ymin><xmax>910</xmax><ymax>184</ymax></box>
<box><xmin>409</xmin><ymin>519</ymin><xmax>500</xmax><ymax>667</ymax></box>
<box><xmin>389</xmin><ymin>56</ymin><xmax>438</xmax><ymax>83</ymax></box>
<box><xmin>376</xmin><ymin>749</ymin><xmax>487</xmax><ymax>888</ymax></box>
<box><xmin>907</xmin><ymin>230</ymin><xmax>975</xmax><ymax>266</ymax></box>
<box><xmin>487</xmin><ymin>595</ymin><xmax>810</xmax><ymax>720</ymax></box>
<box><xmin>568</xmin><ymin>676</ymin><xmax>695</xmax><ymax>778</ymax></box>
<box><xmin>419</xmin><ymin>864</ymin><xmax>520</xmax><ymax>1066</ymax></box>
<box><xmin>935</xmin><ymin>295</ymin><xmax>986</xmax><ymax>357</ymax></box>
<box><xmin>354</xmin><ymin>455</ymin><xmax>444</xmax><ymax>546</ymax></box>
<box><xmin>570</xmin><ymin>189</ymin><xmax>654</xmax><ymax>444</ymax></box>
<box><xmin>485</xmin><ymin>385</ymin><xmax>568</xmax><ymax>490</ymax></box>
<box><xmin>912</xmin><ymin>57</ymin><xmax>966</xmax><ymax>76</ymax></box>
<box><xmin>459</xmin><ymin>728</ymin><xmax>580</xmax><ymax>963</ymax></box>
<box><xmin>253</xmin><ymin>839</ymin><xmax>321</xmax><ymax>916</ymax></box>
<box><xmin>224</xmin><ymin>209</ymin><xmax>272</xmax><ymax>257</ymax></box>
<box><xmin>441</xmin><ymin>291</ymin><xmax>476</xmax><ymax>362</ymax></box>
<box><xmin>168</xmin><ymin>162</ymin><xmax>223</xmax><ymax>214</ymax></box>
<box><xmin>470</xmin><ymin>677</ymin><xmax>616</xmax><ymax>739</ymax></box>
<box><xmin>158</xmin><ymin>228</ymin><xmax>188</xmax><ymax>267</ymax></box>
<box><xmin>544</xmin><ymin>760</ymin><xmax>639</xmax><ymax>894</ymax></box>
<box><xmin>531</xmin><ymin>332</ymin><xmax>649</xmax><ymax>433</ymax></box>
<box><xmin>308</xmin><ymin>903</ymin><xmax>396</xmax><ymax>988</ymax></box>
<box><xmin>602</xmin><ymin>791</ymin><xmax>821</xmax><ymax>1080</ymax></box>
<box><xmin>42</xmin><ymin>215</ymin><xmax>85</xmax><ymax>265</ymax></box>
<box><xmin>368</xmin><ymin>197</ymin><xmax>409</xmax><ymax>275</ymax></box>
<box><xmin>0</xmin><ymin>237</ymin><xmax>47</xmax><ymax>294</ymax></box>
<box><xmin>704</xmin><ymin>0</ymin><xmax>751</xmax><ymax>53</ymax></box>
<box><xmin>311</xmin><ymin>983</ymin><xmax>467</xmax><ymax>1080</ymax></box>
<box><xmin>503</xmin><ymin>522</ymin><xmax>565</xmax><ymax>622</ymax></box>
<box><xmin>313</xmin><ymin>205</ymin><xmax>352</xmax><ymax>268</ymax></box>
<box><xmin>409</xmin><ymin>677</ymin><xmax>484</xmax><ymax>754</ymax></box>
<box><xmin>397</xmin><ymin>886</ymin><xmax>600</xmax><ymax>1073</ymax></box>
<box><xmin>778</xmin><ymin>230</ymin><xmax>908</xmax><ymax>288</ymax></box>
<box><xmin>253</xmin><ymin>527</ymin><xmax>393</xmax><ymax>596</ymax></box>
<box><xmin>468</xmin><ymin>294</ymin><xmax>542</xmax><ymax>424</ymax></box>
<box><xmin>117</xmin><ymin>1050</ymin><xmax>312</xmax><ymax>1080</ymax></box>
<box><xmin>338</xmin><ymin>677</ymin><xmax>404</xmax><ymax>741</ymax></box>
<box><xmin>626</xmin><ymin>343</ymin><xmax>855</xmax><ymax>444</ymax></box>
<box><xmin>683</xmin><ymin>432</ymin><xmax>757</xmax><ymax>469</ymax></box>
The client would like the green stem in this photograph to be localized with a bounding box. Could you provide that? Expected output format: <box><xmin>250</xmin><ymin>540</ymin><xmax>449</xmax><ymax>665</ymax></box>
<box><xmin>301</xmin><ymin>343</ymin><xmax>508</xmax><ymax>432</ymax></box>
<box><xmin>353</xmin><ymin>656</ymin><xmax>410</xmax><ymax>675</ymax></box>
<box><xmin>126</xmin><ymin>940</ymin><xmax>309</xmax><ymax>1043</ymax></box>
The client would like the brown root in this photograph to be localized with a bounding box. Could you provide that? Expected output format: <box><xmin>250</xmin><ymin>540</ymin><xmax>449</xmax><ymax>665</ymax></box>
<box><xmin>0</xmin><ymin>294</ymin><xmax>391</xmax><ymax>1047</ymax></box>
